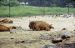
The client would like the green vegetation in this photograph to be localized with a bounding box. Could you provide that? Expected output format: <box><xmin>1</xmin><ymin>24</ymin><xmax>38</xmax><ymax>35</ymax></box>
<box><xmin>0</xmin><ymin>6</ymin><xmax>75</xmax><ymax>17</ymax></box>
<box><xmin>0</xmin><ymin>0</ymin><xmax>19</xmax><ymax>6</ymax></box>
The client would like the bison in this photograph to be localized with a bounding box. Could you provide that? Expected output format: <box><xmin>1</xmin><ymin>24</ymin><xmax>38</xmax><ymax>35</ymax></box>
<box><xmin>0</xmin><ymin>18</ymin><xmax>13</xmax><ymax>23</ymax></box>
<box><xmin>0</xmin><ymin>24</ymin><xmax>16</xmax><ymax>32</ymax></box>
<box><xmin>29</xmin><ymin>21</ymin><xmax>54</xmax><ymax>31</ymax></box>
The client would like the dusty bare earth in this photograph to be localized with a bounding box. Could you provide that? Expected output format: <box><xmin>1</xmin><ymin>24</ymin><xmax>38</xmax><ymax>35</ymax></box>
<box><xmin>0</xmin><ymin>15</ymin><xmax>75</xmax><ymax>48</ymax></box>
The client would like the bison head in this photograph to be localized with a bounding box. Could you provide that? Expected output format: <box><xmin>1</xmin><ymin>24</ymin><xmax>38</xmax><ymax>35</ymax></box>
<box><xmin>29</xmin><ymin>21</ymin><xmax>36</xmax><ymax>29</ymax></box>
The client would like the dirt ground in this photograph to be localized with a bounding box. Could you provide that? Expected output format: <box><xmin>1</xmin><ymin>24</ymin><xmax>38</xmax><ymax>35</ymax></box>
<box><xmin>0</xmin><ymin>15</ymin><xmax>75</xmax><ymax>48</ymax></box>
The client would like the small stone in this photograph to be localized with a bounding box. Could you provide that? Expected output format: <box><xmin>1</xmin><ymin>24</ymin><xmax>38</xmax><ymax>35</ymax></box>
<box><xmin>52</xmin><ymin>38</ymin><xmax>62</xmax><ymax>44</ymax></box>
<box><xmin>61</xmin><ymin>35</ymin><xmax>70</xmax><ymax>40</ymax></box>
<box><xmin>21</xmin><ymin>41</ymin><xmax>25</xmax><ymax>43</ymax></box>
<box><xmin>10</xmin><ymin>38</ymin><xmax>14</xmax><ymax>39</ymax></box>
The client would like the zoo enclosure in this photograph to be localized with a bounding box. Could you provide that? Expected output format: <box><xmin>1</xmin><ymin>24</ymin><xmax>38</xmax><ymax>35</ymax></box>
<box><xmin>0</xmin><ymin>0</ymin><xmax>75</xmax><ymax>17</ymax></box>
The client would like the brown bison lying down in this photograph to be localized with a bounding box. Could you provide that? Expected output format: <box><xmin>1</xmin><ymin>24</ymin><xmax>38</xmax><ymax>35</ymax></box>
<box><xmin>0</xmin><ymin>18</ymin><xmax>13</xmax><ymax>23</ymax></box>
<box><xmin>29</xmin><ymin>21</ymin><xmax>54</xmax><ymax>31</ymax></box>
<box><xmin>0</xmin><ymin>24</ymin><xmax>16</xmax><ymax>31</ymax></box>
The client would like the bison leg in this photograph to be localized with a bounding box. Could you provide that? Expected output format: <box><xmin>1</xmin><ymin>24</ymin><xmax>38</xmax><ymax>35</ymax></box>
<box><xmin>33</xmin><ymin>29</ymin><xmax>36</xmax><ymax>31</ymax></box>
<box><xmin>32</xmin><ymin>26</ymin><xmax>36</xmax><ymax>31</ymax></box>
<box><xmin>35</xmin><ymin>26</ymin><xmax>40</xmax><ymax>31</ymax></box>
<box><xmin>45</xmin><ymin>27</ymin><xmax>50</xmax><ymax>31</ymax></box>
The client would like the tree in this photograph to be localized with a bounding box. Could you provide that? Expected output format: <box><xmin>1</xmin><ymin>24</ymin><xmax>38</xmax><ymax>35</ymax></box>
<box><xmin>10</xmin><ymin>0</ymin><xmax>75</xmax><ymax>7</ymax></box>
<box><xmin>0</xmin><ymin>0</ymin><xmax>19</xmax><ymax>6</ymax></box>
<box><xmin>9</xmin><ymin>0</ymin><xmax>19</xmax><ymax>6</ymax></box>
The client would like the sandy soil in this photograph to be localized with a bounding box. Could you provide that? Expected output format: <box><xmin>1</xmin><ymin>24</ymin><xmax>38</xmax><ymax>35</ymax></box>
<box><xmin>0</xmin><ymin>15</ymin><xmax>75</xmax><ymax>48</ymax></box>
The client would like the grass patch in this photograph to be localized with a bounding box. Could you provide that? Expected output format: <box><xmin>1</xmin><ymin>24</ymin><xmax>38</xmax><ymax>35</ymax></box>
<box><xmin>0</xmin><ymin>6</ymin><xmax>75</xmax><ymax>17</ymax></box>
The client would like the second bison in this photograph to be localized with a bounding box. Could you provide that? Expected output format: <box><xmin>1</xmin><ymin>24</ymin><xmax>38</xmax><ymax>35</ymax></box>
<box><xmin>0</xmin><ymin>24</ymin><xmax>16</xmax><ymax>32</ymax></box>
<box><xmin>0</xmin><ymin>18</ymin><xmax>13</xmax><ymax>23</ymax></box>
<box><xmin>29</xmin><ymin>21</ymin><xmax>54</xmax><ymax>31</ymax></box>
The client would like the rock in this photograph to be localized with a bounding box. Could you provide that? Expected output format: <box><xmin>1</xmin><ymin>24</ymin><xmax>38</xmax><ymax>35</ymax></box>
<box><xmin>61</xmin><ymin>32</ymin><xmax>73</xmax><ymax>37</ymax></box>
<box><xmin>62</xmin><ymin>28</ymin><xmax>66</xmax><ymax>30</ymax></box>
<box><xmin>63</xmin><ymin>43</ymin><xmax>75</xmax><ymax>48</ymax></box>
<box><xmin>61</xmin><ymin>35</ymin><xmax>70</xmax><ymax>40</ymax></box>
<box><xmin>20</xmin><ymin>41</ymin><xmax>25</xmax><ymax>43</ymax></box>
<box><xmin>52</xmin><ymin>38</ymin><xmax>62</xmax><ymax>44</ymax></box>
<box><xmin>42</xmin><ymin>43</ymin><xmax>75</xmax><ymax>48</ymax></box>
<box><xmin>10</xmin><ymin>38</ymin><xmax>14</xmax><ymax>39</ymax></box>
<box><xmin>42</xmin><ymin>44</ymin><xmax>56</xmax><ymax>48</ymax></box>
<box><xmin>39</xmin><ymin>34</ymin><xmax>52</xmax><ymax>40</ymax></box>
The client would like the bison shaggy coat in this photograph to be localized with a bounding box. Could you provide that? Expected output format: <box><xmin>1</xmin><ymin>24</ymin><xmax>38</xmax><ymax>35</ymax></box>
<box><xmin>0</xmin><ymin>24</ymin><xmax>16</xmax><ymax>31</ymax></box>
<box><xmin>29</xmin><ymin>21</ymin><xmax>54</xmax><ymax>31</ymax></box>
<box><xmin>0</xmin><ymin>18</ymin><xmax>13</xmax><ymax>23</ymax></box>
